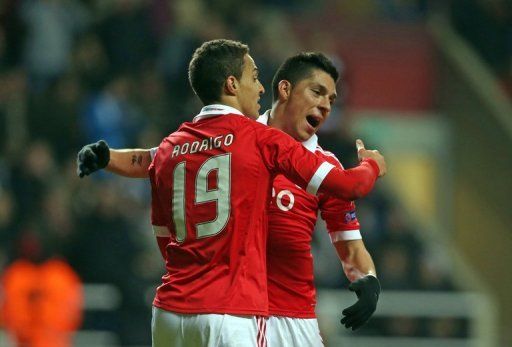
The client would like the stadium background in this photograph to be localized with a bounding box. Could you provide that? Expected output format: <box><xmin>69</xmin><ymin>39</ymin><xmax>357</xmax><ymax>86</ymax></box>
<box><xmin>0</xmin><ymin>0</ymin><xmax>511</xmax><ymax>346</ymax></box>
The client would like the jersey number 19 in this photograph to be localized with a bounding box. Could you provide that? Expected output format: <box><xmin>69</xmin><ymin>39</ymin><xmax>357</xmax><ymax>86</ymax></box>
<box><xmin>172</xmin><ymin>154</ymin><xmax>231</xmax><ymax>242</ymax></box>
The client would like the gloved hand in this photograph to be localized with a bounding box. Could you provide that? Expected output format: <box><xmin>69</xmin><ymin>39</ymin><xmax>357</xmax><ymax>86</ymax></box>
<box><xmin>340</xmin><ymin>275</ymin><xmax>380</xmax><ymax>330</ymax></box>
<box><xmin>76</xmin><ymin>140</ymin><xmax>110</xmax><ymax>178</ymax></box>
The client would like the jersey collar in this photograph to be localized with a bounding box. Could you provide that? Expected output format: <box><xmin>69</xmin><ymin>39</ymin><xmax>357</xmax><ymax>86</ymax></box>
<box><xmin>257</xmin><ymin>110</ymin><xmax>270</xmax><ymax>125</ymax></box>
<box><xmin>258</xmin><ymin>110</ymin><xmax>318</xmax><ymax>153</ymax></box>
<box><xmin>193</xmin><ymin>104</ymin><xmax>244</xmax><ymax>123</ymax></box>
<box><xmin>302</xmin><ymin>133</ymin><xmax>319</xmax><ymax>153</ymax></box>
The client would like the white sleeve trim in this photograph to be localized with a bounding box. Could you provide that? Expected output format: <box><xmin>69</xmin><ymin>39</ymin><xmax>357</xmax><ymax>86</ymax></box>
<box><xmin>306</xmin><ymin>162</ymin><xmax>335</xmax><ymax>195</ymax></box>
<box><xmin>153</xmin><ymin>225</ymin><xmax>170</xmax><ymax>237</ymax></box>
<box><xmin>150</xmin><ymin>147</ymin><xmax>158</xmax><ymax>160</ymax></box>
<box><xmin>330</xmin><ymin>229</ymin><xmax>362</xmax><ymax>243</ymax></box>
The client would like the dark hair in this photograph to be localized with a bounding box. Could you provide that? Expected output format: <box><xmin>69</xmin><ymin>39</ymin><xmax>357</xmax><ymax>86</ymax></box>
<box><xmin>271</xmin><ymin>52</ymin><xmax>339</xmax><ymax>101</ymax></box>
<box><xmin>188</xmin><ymin>39</ymin><xmax>249</xmax><ymax>105</ymax></box>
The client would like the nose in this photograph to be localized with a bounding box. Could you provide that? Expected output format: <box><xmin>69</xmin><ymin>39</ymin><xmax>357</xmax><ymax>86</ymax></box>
<box><xmin>259</xmin><ymin>80</ymin><xmax>265</xmax><ymax>95</ymax></box>
<box><xmin>319</xmin><ymin>96</ymin><xmax>331</xmax><ymax>115</ymax></box>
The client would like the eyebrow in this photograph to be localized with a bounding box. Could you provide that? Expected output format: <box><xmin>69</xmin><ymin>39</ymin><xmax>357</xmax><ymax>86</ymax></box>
<box><xmin>315</xmin><ymin>83</ymin><xmax>337</xmax><ymax>100</ymax></box>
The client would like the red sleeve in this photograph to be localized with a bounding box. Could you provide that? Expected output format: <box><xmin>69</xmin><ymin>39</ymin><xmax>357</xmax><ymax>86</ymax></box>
<box><xmin>254</xmin><ymin>122</ymin><xmax>379</xmax><ymax>199</ymax></box>
<box><xmin>321</xmin><ymin>200</ymin><xmax>360</xmax><ymax>232</ymax></box>
<box><xmin>319</xmin><ymin>158</ymin><xmax>379</xmax><ymax>201</ymax></box>
<box><xmin>255</xmin><ymin>125</ymin><xmax>327</xmax><ymax>192</ymax></box>
<box><xmin>319</xmin><ymin>156</ymin><xmax>361</xmax><ymax>235</ymax></box>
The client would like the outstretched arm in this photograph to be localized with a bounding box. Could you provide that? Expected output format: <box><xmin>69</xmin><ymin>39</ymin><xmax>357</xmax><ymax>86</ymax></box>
<box><xmin>108</xmin><ymin>148</ymin><xmax>153</xmax><ymax>178</ymax></box>
<box><xmin>77</xmin><ymin>140</ymin><xmax>153</xmax><ymax>178</ymax></box>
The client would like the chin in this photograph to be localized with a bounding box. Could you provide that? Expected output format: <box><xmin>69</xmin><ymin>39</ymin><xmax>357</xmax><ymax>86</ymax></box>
<box><xmin>296</xmin><ymin>133</ymin><xmax>311</xmax><ymax>142</ymax></box>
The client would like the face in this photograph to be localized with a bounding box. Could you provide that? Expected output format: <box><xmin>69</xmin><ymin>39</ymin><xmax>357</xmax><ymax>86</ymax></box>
<box><xmin>236</xmin><ymin>54</ymin><xmax>265</xmax><ymax>119</ymax></box>
<box><xmin>276</xmin><ymin>69</ymin><xmax>337</xmax><ymax>141</ymax></box>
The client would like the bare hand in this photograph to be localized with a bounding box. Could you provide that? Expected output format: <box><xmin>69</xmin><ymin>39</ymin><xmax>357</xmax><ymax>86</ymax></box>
<box><xmin>356</xmin><ymin>139</ymin><xmax>386</xmax><ymax>177</ymax></box>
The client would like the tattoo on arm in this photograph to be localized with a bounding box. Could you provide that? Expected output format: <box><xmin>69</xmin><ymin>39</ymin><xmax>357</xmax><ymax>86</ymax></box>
<box><xmin>131</xmin><ymin>155</ymin><xmax>144</xmax><ymax>166</ymax></box>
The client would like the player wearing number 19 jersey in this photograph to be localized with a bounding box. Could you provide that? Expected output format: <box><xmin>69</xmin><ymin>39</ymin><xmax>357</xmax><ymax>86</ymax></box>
<box><xmin>149</xmin><ymin>104</ymin><xmax>378</xmax><ymax>317</ymax></box>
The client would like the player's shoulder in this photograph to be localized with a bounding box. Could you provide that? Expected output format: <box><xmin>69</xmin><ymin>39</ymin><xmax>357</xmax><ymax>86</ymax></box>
<box><xmin>315</xmin><ymin>145</ymin><xmax>344</xmax><ymax>168</ymax></box>
<box><xmin>241</xmin><ymin>116</ymin><xmax>286</xmax><ymax>138</ymax></box>
<box><xmin>237</xmin><ymin>115</ymin><xmax>267</xmax><ymax>129</ymax></box>
<box><xmin>211</xmin><ymin>113</ymin><xmax>265</xmax><ymax>132</ymax></box>
<box><xmin>218</xmin><ymin>114</ymin><xmax>274</xmax><ymax>142</ymax></box>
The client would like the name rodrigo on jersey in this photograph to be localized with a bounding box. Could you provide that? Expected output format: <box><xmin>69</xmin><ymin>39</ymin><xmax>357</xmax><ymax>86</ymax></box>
<box><xmin>172</xmin><ymin>134</ymin><xmax>234</xmax><ymax>158</ymax></box>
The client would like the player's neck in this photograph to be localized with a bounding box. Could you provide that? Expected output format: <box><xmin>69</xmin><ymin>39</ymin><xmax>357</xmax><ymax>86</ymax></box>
<box><xmin>268</xmin><ymin>104</ymin><xmax>285</xmax><ymax>130</ymax></box>
<box><xmin>217</xmin><ymin>96</ymin><xmax>243</xmax><ymax>115</ymax></box>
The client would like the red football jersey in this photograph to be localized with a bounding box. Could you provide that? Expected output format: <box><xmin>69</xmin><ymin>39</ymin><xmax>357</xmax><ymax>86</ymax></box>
<box><xmin>256</xmin><ymin>110</ymin><xmax>363</xmax><ymax>318</ymax></box>
<box><xmin>267</xmin><ymin>137</ymin><xmax>361</xmax><ymax>318</ymax></box>
<box><xmin>149</xmin><ymin>105</ymin><xmax>335</xmax><ymax>316</ymax></box>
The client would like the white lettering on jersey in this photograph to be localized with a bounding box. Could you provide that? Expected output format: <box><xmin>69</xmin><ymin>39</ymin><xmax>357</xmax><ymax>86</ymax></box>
<box><xmin>172</xmin><ymin>134</ymin><xmax>235</xmax><ymax>158</ymax></box>
<box><xmin>224</xmin><ymin>134</ymin><xmax>234</xmax><ymax>146</ymax></box>
<box><xmin>180</xmin><ymin>142</ymin><xmax>190</xmax><ymax>155</ymax></box>
<box><xmin>213</xmin><ymin>136</ymin><xmax>223</xmax><ymax>148</ymax></box>
<box><xmin>172</xmin><ymin>145</ymin><xmax>180</xmax><ymax>158</ymax></box>
<box><xmin>276</xmin><ymin>189</ymin><xmax>295</xmax><ymax>212</ymax></box>
<box><xmin>190</xmin><ymin>141</ymin><xmax>199</xmax><ymax>154</ymax></box>
<box><xmin>199</xmin><ymin>139</ymin><xmax>209</xmax><ymax>152</ymax></box>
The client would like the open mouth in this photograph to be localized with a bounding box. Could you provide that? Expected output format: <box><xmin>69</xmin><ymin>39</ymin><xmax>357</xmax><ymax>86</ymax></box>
<box><xmin>306</xmin><ymin>115</ymin><xmax>320</xmax><ymax>128</ymax></box>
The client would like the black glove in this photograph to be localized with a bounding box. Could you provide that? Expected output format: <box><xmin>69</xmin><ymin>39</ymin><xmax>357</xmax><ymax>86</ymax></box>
<box><xmin>340</xmin><ymin>275</ymin><xmax>380</xmax><ymax>330</ymax></box>
<box><xmin>76</xmin><ymin>140</ymin><xmax>110</xmax><ymax>178</ymax></box>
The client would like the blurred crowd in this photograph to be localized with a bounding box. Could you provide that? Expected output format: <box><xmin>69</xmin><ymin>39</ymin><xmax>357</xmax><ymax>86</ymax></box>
<box><xmin>0</xmin><ymin>0</ymin><xmax>499</xmax><ymax>345</ymax></box>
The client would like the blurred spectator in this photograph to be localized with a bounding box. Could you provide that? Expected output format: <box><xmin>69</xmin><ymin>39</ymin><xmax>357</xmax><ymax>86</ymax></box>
<box><xmin>97</xmin><ymin>0</ymin><xmax>157</xmax><ymax>74</ymax></box>
<box><xmin>0</xmin><ymin>0</ymin><xmax>26</xmax><ymax>68</ymax></box>
<box><xmin>1</xmin><ymin>231</ymin><xmax>83</xmax><ymax>347</ymax></box>
<box><xmin>377</xmin><ymin>243</ymin><xmax>416</xmax><ymax>290</ymax></box>
<box><xmin>136</xmin><ymin>66</ymin><xmax>179</xmax><ymax>134</ymax></box>
<box><xmin>72</xmin><ymin>34</ymin><xmax>110</xmax><ymax>93</ymax></box>
<box><xmin>20</xmin><ymin>0</ymin><xmax>91</xmax><ymax>92</ymax></box>
<box><xmin>10</xmin><ymin>141</ymin><xmax>57</xmax><ymax>224</ymax></box>
<box><xmin>1</xmin><ymin>258</ymin><xmax>83</xmax><ymax>347</ymax></box>
<box><xmin>81</xmin><ymin>73</ymin><xmax>145</xmax><ymax>148</ymax></box>
<box><xmin>0</xmin><ymin>68</ymin><xmax>28</xmax><ymax>158</ymax></box>
<box><xmin>156</xmin><ymin>0</ymin><xmax>205</xmax><ymax>116</ymax></box>
<box><xmin>28</xmin><ymin>73</ymin><xmax>84</xmax><ymax>162</ymax></box>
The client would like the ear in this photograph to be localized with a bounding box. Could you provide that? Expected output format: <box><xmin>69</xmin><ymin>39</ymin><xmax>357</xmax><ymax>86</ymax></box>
<box><xmin>224</xmin><ymin>76</ymin><xmax>239</xmax><ymax>96</ymax></box>
<box><xmin>277</xmin><ymin>80</ymin><xmax>292</xmax><ymax>101</ymax></box>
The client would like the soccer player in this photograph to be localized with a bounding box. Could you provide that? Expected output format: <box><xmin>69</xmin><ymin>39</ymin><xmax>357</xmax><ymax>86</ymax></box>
<box><xmin>261</xmin><ymin>53</ymin><xmax>380</xmax><ymax>345</ymax></box>
<box><xmin>78</xmin><ymin>40</ymin><xmax>385</xmax><ymax>346</ymax></box>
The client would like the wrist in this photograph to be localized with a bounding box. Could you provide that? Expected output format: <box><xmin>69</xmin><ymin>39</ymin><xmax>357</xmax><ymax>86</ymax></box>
<box><xmin>366</xmin><ymin>274</ymin><xmax>381</xmax><ymax>294</ymax></box>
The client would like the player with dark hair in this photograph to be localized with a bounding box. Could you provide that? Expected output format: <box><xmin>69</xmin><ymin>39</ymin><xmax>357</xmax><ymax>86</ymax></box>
<box><xmin>263</xmin><ymin>52</ymin><xmax>380</xmax><ymax>344</ymax></box>
<box><xmin>188</xmin><ymin>39</ymin><xmax>249</xmax><ymax>106</ymax></box>
<box><xmin>78</xmin><ymin>40</ymin><xmax>385</xmax><ymax>346</ymax></box>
